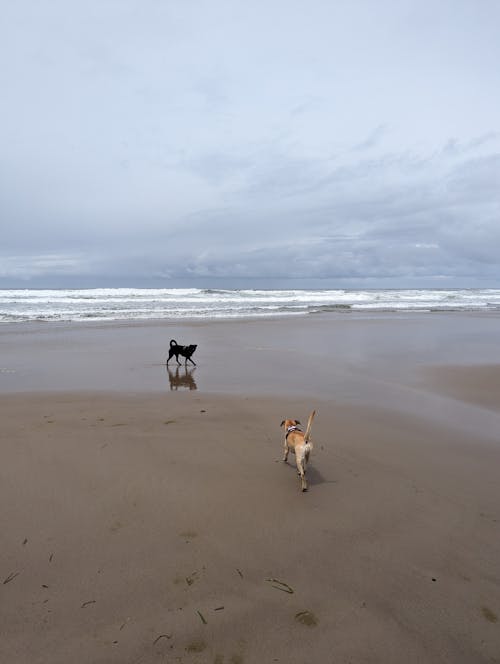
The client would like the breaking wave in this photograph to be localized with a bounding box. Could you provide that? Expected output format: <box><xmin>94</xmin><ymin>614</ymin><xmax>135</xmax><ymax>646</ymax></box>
<box><xmin>1</xmin><ymin>288</ymin><xmax>499</xmax><ymax>323</ymax></box>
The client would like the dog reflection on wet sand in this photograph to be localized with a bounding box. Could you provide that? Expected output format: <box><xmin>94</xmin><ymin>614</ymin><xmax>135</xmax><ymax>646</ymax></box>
<box><xmin>167</xmin><ymin>366</ymin><xmax>197</xmax><ymax>391</ymax></box>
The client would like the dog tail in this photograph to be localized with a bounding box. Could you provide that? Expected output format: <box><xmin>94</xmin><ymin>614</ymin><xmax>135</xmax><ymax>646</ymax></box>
<box><xmin>169</xmin><ymin>339</ymin><xmax>178</xmax><ymax>347</ymax></box>
<box><xmin>304</xmin><ymin>410</ymin><xmax>316</xmax><ymax>443</ymax></box>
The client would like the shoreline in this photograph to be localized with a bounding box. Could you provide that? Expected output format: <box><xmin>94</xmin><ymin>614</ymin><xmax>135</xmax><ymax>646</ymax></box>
<box><xmin>1</xmin><ymin>312</ymin><xmax>499</xmax><ymax>437</ymax></box>
<box><xmin>2</xmin><ymin>306</ymin><xmax>500</xmax><ymax>327</ymax></box>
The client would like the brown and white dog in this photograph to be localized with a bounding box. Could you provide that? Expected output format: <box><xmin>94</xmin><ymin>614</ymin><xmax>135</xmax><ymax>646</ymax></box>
<box><xmin>280</xmin><ymin>410</ymin><xmax>316</xmax><ymax>491</ymax></box>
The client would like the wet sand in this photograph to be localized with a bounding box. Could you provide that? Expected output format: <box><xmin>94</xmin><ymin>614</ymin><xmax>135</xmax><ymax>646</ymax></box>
<box><xmin>1</xmin><ymin>313</ymin><xmax>500</xmax><ymax>663</ymax></box>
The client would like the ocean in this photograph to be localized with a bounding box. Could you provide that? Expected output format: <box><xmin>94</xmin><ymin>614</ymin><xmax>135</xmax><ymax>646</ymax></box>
<box><xmin>1</xmin><ymin>288</ymin><xmax>500</xmax><ymax>323</ymax></box>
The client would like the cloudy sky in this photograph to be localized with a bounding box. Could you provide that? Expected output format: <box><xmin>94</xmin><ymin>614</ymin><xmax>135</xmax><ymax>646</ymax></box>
<box><xmin>1</xmin><ymin>0</ymin><xmax>499</xmax><ymax>288</ymax></box>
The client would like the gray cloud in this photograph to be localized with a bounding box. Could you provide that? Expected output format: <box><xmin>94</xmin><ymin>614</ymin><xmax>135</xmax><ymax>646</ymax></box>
<box><xmin>1</xmin><ymin>0</ymin><xmax>500</xmax><ymax>287</ymax></box>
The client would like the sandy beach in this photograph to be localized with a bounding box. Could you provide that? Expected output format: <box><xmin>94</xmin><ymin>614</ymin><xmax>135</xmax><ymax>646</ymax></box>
<box><xmin>1</xmin><ymin>313</ymin><xmax>500</xmax><ymax>663</ymax></box>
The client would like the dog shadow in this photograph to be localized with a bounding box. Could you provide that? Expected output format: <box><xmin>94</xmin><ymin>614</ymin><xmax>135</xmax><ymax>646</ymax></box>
<box><xmin>280</xmin><ymin>462</ymin><xmax>333</xmax><ymax>487</ymax></box>
<box><xmin>166</xmin><ymin>366</ymin><xmax>198</xmax><ymax>391</ymax></box>
<box><xmin>304</xmin><ymin>465</ymin><xmax>334</xmax><ymax>487</ymax></box>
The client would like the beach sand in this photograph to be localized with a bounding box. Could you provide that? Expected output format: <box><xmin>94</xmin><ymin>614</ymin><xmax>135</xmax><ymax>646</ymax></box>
<box><xmin>1</xmin><ymin>313</ymin><xmax>500</xmax><ymax>663</ymax></box>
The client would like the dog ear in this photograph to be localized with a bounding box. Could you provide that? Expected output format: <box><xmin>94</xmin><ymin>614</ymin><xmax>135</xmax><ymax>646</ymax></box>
<box><xmin>280</xmin><ymin>420</ymin><xmax>285</xmax><ymax>427</ymax></box>
<box><xmin>295</xmin><ymin>420</ymin><xmax>301</xmax><ymax>425</ymax></box>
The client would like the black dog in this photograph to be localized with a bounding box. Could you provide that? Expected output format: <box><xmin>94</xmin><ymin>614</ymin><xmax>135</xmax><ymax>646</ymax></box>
<box><xmin>166</xmin><ymin>339</ymin><xmax>197</xmax><ymax>366</ymax></box>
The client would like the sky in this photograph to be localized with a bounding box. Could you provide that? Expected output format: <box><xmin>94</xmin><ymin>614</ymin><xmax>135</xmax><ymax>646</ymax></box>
<box><xmin>1</xmin><ymin>0</ymin><xmax>499</xmax><ymax>289</ymax></box>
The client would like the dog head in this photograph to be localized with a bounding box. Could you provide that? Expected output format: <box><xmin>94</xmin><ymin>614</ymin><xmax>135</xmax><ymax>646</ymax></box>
<box><xmin>186</xmin><ymin>344</ymin><xmax>197</xmax><ymax>355</ymax></box>
<box><xmin>280</xmin><ymin>418</ymin><xmax>301</xmax><ymax>429</ymax></box>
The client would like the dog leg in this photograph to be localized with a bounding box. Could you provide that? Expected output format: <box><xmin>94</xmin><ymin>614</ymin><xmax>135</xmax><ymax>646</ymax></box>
<box><xmin>296</xmin><ymin>452</ymin><xmax>307</xmax><ymax>491</ymax></box>
<box><xmin>282</xmin><ymin>440</ymin><xmax>289</xmax><ymax>462</ymax></box>
<box><xmin>304</xmin><ymin>449</ymin><xmax>310</xmax><ymax>472</ymax></box>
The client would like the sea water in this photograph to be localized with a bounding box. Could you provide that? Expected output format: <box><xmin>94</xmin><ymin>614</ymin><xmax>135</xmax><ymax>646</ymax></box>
<box><xmin>1</xmin><ymin>288</ymin><xmax>500</xmax><ymax>323</ymax></box>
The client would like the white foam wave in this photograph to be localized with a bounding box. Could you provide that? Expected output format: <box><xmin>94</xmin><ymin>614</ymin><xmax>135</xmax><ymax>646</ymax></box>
<box><xmin>1</xmin><ymin>288</ymin><xmax>499</xmax><ymax>323</ymax></box>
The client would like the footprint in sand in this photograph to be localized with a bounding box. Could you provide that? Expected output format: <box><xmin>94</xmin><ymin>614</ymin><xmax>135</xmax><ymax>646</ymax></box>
<box><xmin>185</xmin><ymin>571</ymin><xmax>199</xmax><ymax>587</ymax></box>
<box><xmin>185</xmin><ymin>639</ymin><xmax>206</xmax><ymax>653</ymax></box>
<box><xmin>109</xmin><ymin>521</ymin><xmax>124</xmax><ymax>533</ymax></box>
<box><xmin>214</xmin><ymin>652</ymin><xmax>245</xmax><ymax>663</ymax></box>
<box><xmin>481</xmin><ymin>606</ymin><xmax>498</xmax><ymax>623</ymax></box>
<box><xmin>180</xmin><ymin>530</ymin><xmax>197</xmax><ymax>538</ymax></box>
<box><xmin>295</xmin><ymin>610</ymin><xmax>318</xmax><ymax>627</ymax></box>
<box><xmin>180</xmin><ymin>530</ymin><xmax>198</xmax><ymax>543</ymax></box>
